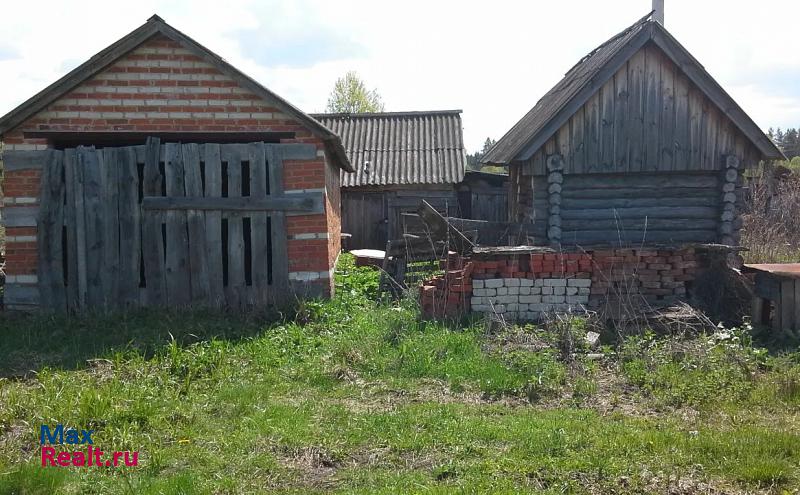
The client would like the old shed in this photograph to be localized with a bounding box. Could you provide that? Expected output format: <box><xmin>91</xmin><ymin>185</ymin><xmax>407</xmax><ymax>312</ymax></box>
<box><xmin>313</xmin><ymin>111</ymin><xmax>507</xmax><ymax>249</ymax></box>
<box><xmin>0</xmin><ymin>15</ymin><xmax>352</xmax><ymax>310</ymax></box>
<box><xmin>483</xmin><ymin>12</ymin><xmax>783</xmax><ymax>247</ymax></box>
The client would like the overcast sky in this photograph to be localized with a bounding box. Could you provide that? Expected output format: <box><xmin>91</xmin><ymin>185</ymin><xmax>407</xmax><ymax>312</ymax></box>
<box><xmin>1</xmin><ymin>0</ymin><xmax>798</xmax><ymax>151</ymax></box>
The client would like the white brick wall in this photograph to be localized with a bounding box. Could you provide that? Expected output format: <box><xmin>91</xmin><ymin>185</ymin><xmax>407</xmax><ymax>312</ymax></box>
<box><xmin>471</xmin><ymin>278</ymin><xmax>591</xmax><ymax>321</ymax></box>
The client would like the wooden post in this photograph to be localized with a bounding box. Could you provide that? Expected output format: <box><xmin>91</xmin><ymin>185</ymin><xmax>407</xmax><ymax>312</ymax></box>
<box><xmin>546</xmin><ymin>154</ymin><xmax>563</xmax><ymax>246</ymax></box>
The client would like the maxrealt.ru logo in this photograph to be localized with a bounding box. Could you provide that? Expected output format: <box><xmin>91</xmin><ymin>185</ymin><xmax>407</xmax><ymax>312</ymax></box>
<box><xmin>40</xmin><ymin>424</ymin><xmax>139</xmax><ymax>467</ymax></box>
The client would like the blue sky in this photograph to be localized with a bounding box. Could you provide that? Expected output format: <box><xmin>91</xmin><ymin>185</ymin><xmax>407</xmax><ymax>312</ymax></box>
<box><xmin>1</xmin><ymin>0</ymin><xmax>798</xmax><ymax>151</ymax></box>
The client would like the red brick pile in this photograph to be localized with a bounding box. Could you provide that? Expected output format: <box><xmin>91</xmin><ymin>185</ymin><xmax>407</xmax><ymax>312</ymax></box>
<box><xmin>589</xmin><ymin>247</ymin><xmax>698</xmax><ymax>305</ymax></box>
<box><xmin>420</xmin><ymin>256</ymin><xmax>473</xmax><ymax>320</ymax></box>
<box><xmin>471</xmin><ymin>253</ymin><xmax>593</xmax><ymax>280</ymax></box>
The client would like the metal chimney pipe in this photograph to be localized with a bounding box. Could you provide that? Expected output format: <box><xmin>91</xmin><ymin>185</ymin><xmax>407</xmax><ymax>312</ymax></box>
<box><xmin>652</xmin><ymin>0</ymin><xmax>665</xmax><ymax>25</ymax></box>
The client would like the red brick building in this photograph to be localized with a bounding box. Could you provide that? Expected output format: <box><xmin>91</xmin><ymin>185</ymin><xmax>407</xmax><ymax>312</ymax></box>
<box><xmin>0</xmin><ymin>15</ymin><xmax>352</xmax><ymax>310</ymax></box>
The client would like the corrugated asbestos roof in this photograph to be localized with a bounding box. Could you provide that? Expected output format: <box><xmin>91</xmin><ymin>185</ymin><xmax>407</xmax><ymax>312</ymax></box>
<box><xmin>483</xmin><ymin>12</ymin><xmax>783</xmax><ymax>164</ymax></box>
<box><xmin>311</xmin><ymin>110</ymin><xmax>467</xmax><ymax>187</ymax></box>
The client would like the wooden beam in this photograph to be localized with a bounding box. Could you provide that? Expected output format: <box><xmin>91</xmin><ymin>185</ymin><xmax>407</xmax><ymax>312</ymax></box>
<box><xmin>3</xmin><ymin>206</ymin><xmax>39</xmax><ymax>227</ymax></box>
<box><xmin>3</xmin><ymin>283</ymin><xmax>40</xmax><ymax>307</ymax></box>
<box><xmin>2</xmin><ymin>150</ymin><xmax>53</xmax><ymax>171</ymax></box>
<box><xmin>141</xmin><ymin>194</ymin><xmax>324</xmax><ymax>214</ymax></box>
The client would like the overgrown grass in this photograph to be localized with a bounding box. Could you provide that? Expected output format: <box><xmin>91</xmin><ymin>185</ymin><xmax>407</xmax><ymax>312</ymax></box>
<box><xmin>0</xmin><ymin>254</ymin><xmax>798</xmax><ymax>493</ymax></box>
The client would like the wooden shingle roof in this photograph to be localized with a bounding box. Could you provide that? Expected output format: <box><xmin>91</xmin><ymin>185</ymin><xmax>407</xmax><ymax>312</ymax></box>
<box><xmin>483</xmin><ymin>12</ymin><xmax>783</xmax><ymax>165</ymax></box>
<box><xmin>312</xmin><ymin>110</ymin><xmax>466</xmax><ymax>187</ymax></box>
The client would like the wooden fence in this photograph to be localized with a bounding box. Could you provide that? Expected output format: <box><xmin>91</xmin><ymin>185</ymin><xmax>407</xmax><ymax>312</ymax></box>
<box><xmin>29</xmin><ymin>137</ymin><xmax>323</xmax><ymax>310</ymax></box>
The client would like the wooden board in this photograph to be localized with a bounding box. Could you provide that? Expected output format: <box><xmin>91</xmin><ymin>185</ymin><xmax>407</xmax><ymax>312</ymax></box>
<box><xmin>142</xmin><ymin>137</ymin><xmax>167</xmax><ymax>305</ymax></box>
<box><xmin>203</xmin><ymin>143</ymin><xmax>225</xmax><ymax>307</ymax></box>
<box><xmin>222</xmin><ymin>144</ymin><xmax>246</xmax><ymax>307</ymax></box>
<box><xmin>36</xmin><ymin>150</ymin><xmax>66</xmax><ymax>310</ymax></box>
<box><xmin>163</xmin><ymin>142</ymin><xmax>191</xmax><ymax>305</ymax></box>
<box><xmin>183</xmin><ymin>143</ymin><xmax>211</xmax><ymax>304</ymax></box>
<box><xmin>117</xmin><ymin>146</ymin><xmax>141</xmax><ymax>307</ymax></box>
<box><xmin>248</xmin><ymin>142</ymin><xmax>270</xmax><ymax>305</ymax></box>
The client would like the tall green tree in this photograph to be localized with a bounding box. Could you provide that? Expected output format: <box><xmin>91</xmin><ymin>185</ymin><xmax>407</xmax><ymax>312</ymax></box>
<box><xmin>326</xmin><ymin>71</ymin><xmax>385</xmax><ymax>113</ymax></box>
<box><xmin>466</xmin><ymin>137</ymin><xmax>498</xmax><ymax>170</ymax></box>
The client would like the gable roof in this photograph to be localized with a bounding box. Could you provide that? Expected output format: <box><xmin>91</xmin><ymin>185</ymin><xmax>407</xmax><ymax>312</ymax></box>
<box><xmin>482</xmin><ymin>12</ymin><xmax>783</xmax><ymax>165</ymax></box>
<box><xmin>0</xmin><ymin>15</ymin><xmax>353</xmax><ymax>172</ymax></box>
<box><xmin>311</xmin><ymin>110</ymin><xmax>466</xmax><ymax>187</ymax></box>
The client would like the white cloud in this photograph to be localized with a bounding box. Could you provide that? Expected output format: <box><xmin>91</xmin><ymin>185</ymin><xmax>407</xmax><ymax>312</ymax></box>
<box><xmin>1</xmin><ymin>0</ymin><xmax>799</xmax><ymax>150</ymax></box>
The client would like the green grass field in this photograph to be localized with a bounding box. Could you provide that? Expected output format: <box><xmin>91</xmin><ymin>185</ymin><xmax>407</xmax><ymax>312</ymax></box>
<box><xmin>1</xmin><ymin>255</ymin><xmax>799</xmax><ymax>494</ymax></box>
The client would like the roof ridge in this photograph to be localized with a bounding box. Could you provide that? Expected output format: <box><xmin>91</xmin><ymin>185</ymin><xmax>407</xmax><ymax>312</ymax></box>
<box><xmin>312</xmin><ymin>110</ymin><xmax>463</xmax><ymax>118</ymax></box>
<box><xmin>566</xmin><ymin>10</ymin><xmax>654</xmax><ymax>76</ymax></box>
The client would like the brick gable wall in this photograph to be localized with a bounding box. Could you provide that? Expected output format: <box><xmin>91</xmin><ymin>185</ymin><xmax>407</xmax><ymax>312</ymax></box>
<box><xmin>2</xmin><ymin>34</ymin><xmax>341</xmax><ymax>306</ymax></box>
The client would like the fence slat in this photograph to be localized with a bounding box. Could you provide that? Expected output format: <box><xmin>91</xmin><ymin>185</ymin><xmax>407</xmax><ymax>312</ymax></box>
<box><xmin>118</xmin><ymin>146</ymin><xmax>141</xmax><ymax>307</ymax></box>
<box><xmin>248</xmin><ymin>142</ymin><xmax>270</xmax><ymax>305</ymax></box>
<box><xmin>269</xmin><ymin>145</ymin><xmax>289</xmax><ymax>298</ymax></box>
<box><xmin>164</xmin><ymin>142</ymin><xmax>192</xmax><ymax>305</ymax></box>
<box><xmin>183</xmin><ymin>143</ymin><xmax>211</xmax><ymax>304</ymax></box>
<box><xmin>63</xmin><ymin>149</ymin><xmax>79</xmax><ymax>309</ymax></box>
<box><xmin>101</xmin><ymin>148</ymin><xmax>121</xmax><ymax>308</ymax></box>
<box><xmin>37</xmin><ymin>150</ymin><xmax>66</xmax><ymax>310</ymax></box>
<box><xmin>222</xmin><ymin>144</ymin><xmax>245</xmax><ymax>308</ymax></box>
<box><xmin>142</xmin><ymin>137</ymin><xmax>166</xmax><ymax>305</ymax></box>
<box><xmin>80</xmin><ymin>147</ymin><xmax>105</xmax><ymax>308</ymax></box>
<box><xmin>203</xmin><ymin>144</ymin><xmax>225</xmax><ymax>307</ymax></box>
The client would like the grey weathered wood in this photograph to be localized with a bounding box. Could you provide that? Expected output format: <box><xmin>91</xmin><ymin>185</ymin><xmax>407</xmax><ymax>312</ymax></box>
<box><xmin>222</xmin><ymin>144</ymin><xmax>245</xmax><ymax>307</ymax></box>
<box><xmin>795</xmin><ymin>280</ymin><xmax>800</xmax><ymax>332</ymax></box>
<box><xmin>117</xmin><ymin>146</ymin><xmax>141</xmax><ymax>307</ymax></box>
<box><xmin>613</xmin><ymin>62</ymin><xmax>629</xmax><ymax>171</ymax></box>
<box><xmin>584</xmin><ymin>91</ymin><xmax>600</xmax><ymax>173</ymax></box>
<box><xmin>674</xmin><ymin>72</ymin><xmax>690</xmax><ymax>168</ymax></box>
<box><xmin>141</xmin><ymin>194</ymin><xmax>324</xmax><ymax>213</ymax></box>
<box><xmin>100</xmin><ymin>147</ymin><xmax>121</xmax><ymax>308</ymax></box>
<box><xmin>659</xmin><ymin>60</ymin><xmax>676</xmax><ymax>171</ymax></box>
<box><xmin>202</xmin><ymin>143</ymin><xmax>225</xmax><ymax>306</ymax></box>
<box><xmin>560</xmin><ymin>218</ymin><xmax>718</xmax><ymax>230</ymax></box>
<box><xmin>269</xmin><ymin>145</ymin><xmax>289</xmax><ymax>296</ymax></box>
<box><xmin>3</xmin><ymin>206</ymin><xmax>38</xmax><ymax>227</ymax></box>
<box><xmin>2</xmin><ymin>150</ymin><xmax>49</xmax><ymax>171</ymax></box>
<box><xmin>163</xmin><ymin>142</ymin><xmax>191</xmax><ymax>305</ymax></box>
<box><xmin>561</xmin><ymin>197</ymin><xmax>718</xmax><ymax>209</ymax></box>
<box><xmin>3</xmin><ymin>283</ymin><xmax>40</xmax><ymax>307</ymax></box>
<box><xmin>560</xmin><ymin>206</ymin><xmax>718</xmax><ymax>220</ymax></box>
<box><xmin>142</xmin><ymin>137</ymin><xmax>166</xmax><ymax>305</ymax></box>
<box><xmin>183</xmin><ymin>143</ymin><xmax>210</xmax><ymax>304</ymax></box>
<box><xmin>627</xmin><ymin>48</ymin><xmax>645</xmax><ymax>172</ymax></box>
<box><xmin>600</xmin><ymin>81</ymin><xmax>615</xmax><ymax>171</ymax></box>
<box><xmin>279</xmin><ymin>143</ymin><xmax>318</xmax><ymax>160</ymax></box>
<box><xmin>63</xmin><ymin>149</ymin><xmax>79</xmax><ymax>309</ymax></box>
<box><xmin>561</xmin><ymin>186</ymin><xmax>715</xmax><ymax>200</ymax></box>
<box><xmin>643</xmin><ymin>45</ymin><xmax>661</xmax><ymax>171</ymax></box>
<box><xmin>248</xmin><ymin>142</ymin><xmax>270</xmax><ymax>305</ymax></box>
<box><xmin>560</xmin><ymin>229</ymin><xmax>718</xmax><ymax>245</ymax></box>
<box><xmin>36</xmin><ymin>150</ymin><xmax>66</xmax><ymax>309</ymax></box>
<box><xmin>78</xmin><ymin>147</ymin><xmax>104</xmax><ymax>308</ymax></box>
<box><xmin>564</xmin><ymin>174</ymin><xmax>718</xmax><ymax>189</ymax></box>
<box><xmin>780</xmin><ymin>279</ymin><xmax>795</xmax><ymax>331</ymax></box>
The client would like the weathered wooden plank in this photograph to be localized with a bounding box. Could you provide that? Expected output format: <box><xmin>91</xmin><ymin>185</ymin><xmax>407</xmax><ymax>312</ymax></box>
<box><xmin>3</xmin><ymin>283</ymin><xmax>40</xmax><ymax>307</ymax></box>
<box><xmin>659</xmin><ymin>59</ymin><xmax>676</xmax><ymax>171</ymax></box>
<box><xmin>63</xmin><ymin>149</ymin><xmax>79</xmax><ymax>309</ymax></box>
<box><xmin>564</xmin><ymin>173</ymin><xmax>718</xmax><ymax>189</ymax></box>
<box><xmin>248</xmin><ymin>142</ymin><xmax>270</xmax><ymax>305</ymax></box>
<box><xmin>627</xmin><ymin>48</ymin><xmax>646</xmax><ymax>172</ymax></box>
<box><xmin>117</xmin><ymin>146</ymin><xmax>141</xmax><ymax>307</ymax></box>
<box><xmin>279</xmin><ymin>143</ymin><xmax>318</xmax><ymax>160</ymax></box>
<box><xmin>780</xmin><ymin>279</ymin><xmax>795</xmax><ymax>331</ymax></box>
<box><xmin>561</xmin><ymin>196</ymin><xmax>719</xmax><ymax>209</ymax></box>
<box><xmin>100</xmin><ymin>147</ymin><xmax>121</xmax><ymax>308</ymax></box>
<box><xmin>142</xmin><ymin>137</ymin><xmax>167</xmax><ymax>305</ymax></box>
<box><xmin>560</xmin><ymin>218</ymin><xmax>718</xmax><ymax>230</ymax></box>
<box><xmin>141</xmin><ymin>194</ymin><xmax>324</xmax><ymax>213</ymax></box>
<box><xmin>643</xmin><ymin>45</ymin><xmax>661</xmax><ymax>171</ymax></box>
<box><xmin>795</xmin><ymin>280</ymin><xmax>800</xmax><ymax>332</ymax></box>
<box><xmin>613</xmin><ymin>62</ymin><xmax>629</xmax><ymax>172</ymax></box>
<box><xmin>600</xmin><ymin>79</ymin><xmax>616</xmax><ymax>172</ymax></box>
<box><xmin>163</xmin><ymin>142</ymin><xmax>191</xmax><ymax>306</ymax></box>
<box><xmin>674</xmin><ymin>72</ymin><xmax>691</xmax><ymax>168</ymax></box>
<box><xmin>704</xmin><ymin>106</ymin><xmax>720</xmax><ymax>170</ymax></box>
<box><xmin>222</xmin><ymin>144</ymin><xmax>245</xmax><ymax>307</ymax></box>
<box><xmin>78</xmin><ymin>147</ymin><xmax>104</xmax><ymax>308</ymax></box>
<box><xmin>688</xmin><ymin>86</ymin><xmax>703</xmax><ymax>169</ymax></box>
<box><xmin>183</xmin><ymin>143</ymin><xmax>211</xmax><ymax>304</ymax></box>
<box><xmin>569</xmin><ymin>107</ymin><xmax>585</xmax><ymax>174</ymax></box>
<box><xmin>203</xmin><ymin>143</ymin><xmax>225</xmax><ymax>307</ymax></box>
<box><xmin>557</xmin><ymin>119</ymin><xmax>571</xmax><ymax>173</ymax></box>
<box><xmin>2</xmin><ymin>150</ymin><xmax>49</xmax><ymax>171</ymax></box>
<box><xmin>560</xmin><ymin>206</ymin><xmax>719</xmax><ymax>220</ymax></box>
<box><xmin>3</xmin><ymin>206</ymin><xmax>38</xmax><ymax>227</ymax></box>
<box><xmin>584</xmin><ymin>91</ymin><xmax>601</xmax><ymax>173</ymax></box>
<box><xmin>36</xmin><ymin>150</ymin><xmax>66</xmax><ymax>310</ymax></box>
<box><xmin>561</xmin><ymin>186</ymin><xmax>716</xmax><ymax>200</ymax></box>
<box><xmin>270</xmin><ymin>146</ymin><xmax>289</xmax><ymax>296</ymax></box>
